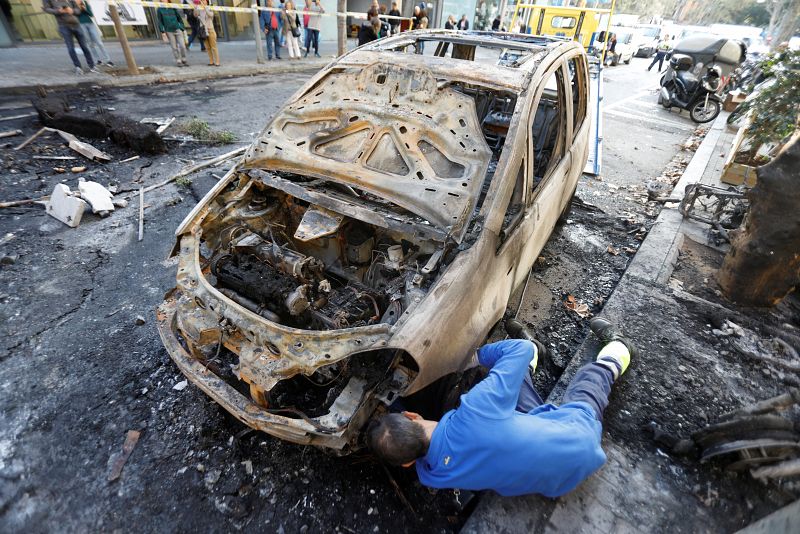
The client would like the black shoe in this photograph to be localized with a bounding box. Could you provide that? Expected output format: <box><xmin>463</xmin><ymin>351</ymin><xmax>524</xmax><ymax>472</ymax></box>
<box><xmin>589</xmin><ymin>317</ymin><xmax>637</xmax><ymax>358</ymax></box>
<box><xmin>505</xmin><ymin>318</ymin><xmax>548</xmax><ymax>360</ymax></box>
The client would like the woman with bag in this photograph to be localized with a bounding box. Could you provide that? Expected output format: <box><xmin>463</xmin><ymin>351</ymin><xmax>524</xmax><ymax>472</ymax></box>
<box><xmin>282</xmin><ymin>1</ymin><xmax>302</xmax><ymax>59</ymax></box>
<box><xmin>196</xmin><ymin>0</ymin><xmax>220</xmax><ymax>66</ymax></box>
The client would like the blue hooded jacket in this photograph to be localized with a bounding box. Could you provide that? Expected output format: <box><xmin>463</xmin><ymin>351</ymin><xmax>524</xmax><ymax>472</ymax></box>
<box><xmin>415</xmin><ymin>339</ymin><xmax>607</xmax><ymax>497</ymax></box>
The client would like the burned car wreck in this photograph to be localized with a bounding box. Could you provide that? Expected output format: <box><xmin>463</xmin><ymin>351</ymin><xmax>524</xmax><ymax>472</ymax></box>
<box><xmin>157</xmin><ymin>31</ymin><xmax>591</xmax><ymax>452</ymax></box>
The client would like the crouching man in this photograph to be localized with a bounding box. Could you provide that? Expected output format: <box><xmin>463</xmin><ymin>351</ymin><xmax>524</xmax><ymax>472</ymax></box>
<box><xmin>366</xmin><ymin>317</ymin><xmax>635</xmax><ymax>497</ymax></box>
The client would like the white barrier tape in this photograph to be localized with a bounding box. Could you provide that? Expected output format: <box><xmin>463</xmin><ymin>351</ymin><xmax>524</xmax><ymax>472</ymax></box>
<box><xmin>250</xmin><ymin>6</ymin><xmax>412</xmax><ymax>21</ymax></box>
<box><xmin>131</xmin><ymin>1</ymin><xmax>412</xmax><ymax>21</ymax></box>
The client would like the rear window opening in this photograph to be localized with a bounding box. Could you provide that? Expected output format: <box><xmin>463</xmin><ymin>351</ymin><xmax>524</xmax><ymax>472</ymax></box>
<box><xmin>368</xmin><ymin>34</ymin><xmax>553</xmax><ymax>68</ymax></box>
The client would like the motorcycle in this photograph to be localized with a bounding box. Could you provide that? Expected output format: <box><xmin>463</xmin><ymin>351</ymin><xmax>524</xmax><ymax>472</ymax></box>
<box><xmin>659</xmin><ymin>56</ymin><xmax>724</xmax><ymax>123</ymax></box>
<box><xmin>659</xmin><ymin>36</ymin><xmax>746</xmax><ymax>123</ymax></box>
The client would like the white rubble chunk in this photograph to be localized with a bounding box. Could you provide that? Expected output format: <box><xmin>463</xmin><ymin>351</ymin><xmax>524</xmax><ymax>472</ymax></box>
<box><xmin>78</xmin><ymin>179</ymin><xmax>115</xmax><ymax>215</ymax></box>
<box><xmin>46</xmin><ymin>184</ymin><xmax>88</xmax><ymax>228</ymax></box>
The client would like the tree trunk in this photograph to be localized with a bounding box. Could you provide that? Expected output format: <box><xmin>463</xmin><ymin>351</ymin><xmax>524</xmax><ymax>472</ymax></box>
<box><xmin>337</xmin><ymin>0</ymin><xmax>347</xmax><ymax>57</ymax></box>
<box><xmin>718</xmin><ymin>133</ymin><xmax>800</xmax><ymax>306</ymax></box>
<box><xmin>775</xmin><ymin>2</ymin><xmax>800</xmax><ymax>47</ymax></box>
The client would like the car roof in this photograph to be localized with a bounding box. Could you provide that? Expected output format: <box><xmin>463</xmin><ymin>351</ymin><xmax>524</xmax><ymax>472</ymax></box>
<box><xmin>335</xmin><ymin>30</ymin><xmax>581</xmax><ymax>92</ymax></box>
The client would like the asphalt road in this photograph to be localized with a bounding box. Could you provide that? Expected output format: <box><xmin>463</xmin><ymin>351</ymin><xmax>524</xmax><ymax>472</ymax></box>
<box><xmin>0</xmin><ymin>59</ymin><xmax>697</xmax><ymax>533</ymax></box>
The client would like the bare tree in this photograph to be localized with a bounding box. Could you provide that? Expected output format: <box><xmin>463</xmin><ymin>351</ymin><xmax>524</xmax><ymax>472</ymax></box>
<box><xmin>765</xmin><ymin>0</ymin><xmax>799</xmax><ymax>49</ymax></box>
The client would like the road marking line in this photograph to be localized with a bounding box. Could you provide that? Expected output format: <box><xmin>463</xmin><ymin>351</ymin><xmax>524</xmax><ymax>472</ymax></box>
<box><xmin>605</xmin><ymin>109</ymin><xmax>693</xmax><ymax>129</ymax></box>
<box><xmin>604</xmin><ymin>89</ymin><xmax>657</xmax><ymax>111</ymax></box>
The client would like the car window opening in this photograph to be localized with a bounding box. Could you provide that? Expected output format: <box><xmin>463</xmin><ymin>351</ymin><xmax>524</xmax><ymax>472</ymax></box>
<box><xmin>532</xmin><ymin>69</ymin><xmax>566</xmax><ymax>182</ymax></box>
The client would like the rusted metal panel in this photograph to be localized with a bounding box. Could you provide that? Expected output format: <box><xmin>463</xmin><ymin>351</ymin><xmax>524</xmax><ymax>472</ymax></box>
<box><xmin>243</xmin><ymin>62</ymin><xmax>493</xmax><ymax>241</ymax></box>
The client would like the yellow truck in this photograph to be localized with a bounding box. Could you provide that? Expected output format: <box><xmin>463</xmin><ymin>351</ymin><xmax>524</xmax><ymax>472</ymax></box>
<box><xmin>510</xmin><ymin>4</ymin><xmax>611</xmax><ymax>50</ymax></box>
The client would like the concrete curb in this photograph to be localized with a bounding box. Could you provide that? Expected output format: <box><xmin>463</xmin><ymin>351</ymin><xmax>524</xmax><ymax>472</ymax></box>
<box><xmin>625</xmin><ymin>113</ymin><xmax>727</xmax><ymax>286</ymax></box>
<box><xmin>0</xmin><ymin>60</ymin><xmax>329</xmax><ymax>95</ymax></box>
<box><xmin>461</xmin><ymin>111</ymin><xmax>731</xmax><ymax>534</ymax></box>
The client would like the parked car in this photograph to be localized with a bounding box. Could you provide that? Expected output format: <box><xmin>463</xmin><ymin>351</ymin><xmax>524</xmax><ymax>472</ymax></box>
<box><xmin>633</xmin><ymin>24</ymin><xmax>662</xmax><ymax>57</ymax></box>
<box><xmin>157</xmin><ymin>30</ymin><xmax>591</xmax><ymax>453</ymax></box>
<box><xmin>593</xmin><ymin>27</ymin><xmax>636</xmax><ymax>66</ymax></box>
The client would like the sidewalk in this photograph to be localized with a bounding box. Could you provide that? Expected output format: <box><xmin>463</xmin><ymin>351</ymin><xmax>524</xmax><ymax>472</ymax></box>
<box><xmin>463</xmin><ymin>113</ymin><xmax>798</xmax><ymax>532</ymax></box>
<box><xmin>0</xmin><ymin>39</ymin><xmax>347</xmax><ymax>93</ymax></box>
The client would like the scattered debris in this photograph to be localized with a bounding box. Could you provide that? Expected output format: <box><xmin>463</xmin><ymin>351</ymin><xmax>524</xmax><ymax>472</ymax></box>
<box><xmin>241</xmin><ymin>460</ymin><xmax>253</xmax><ymax>475</ymax></box>
<box><xmin>14</xmin><ymin>126</ymin><xmax>51</xmax><ymax>150</ymax></box>
<box><xmin>56</xmin><ymin>129</ymin><xmax>112</xmax><ymax>162</ymax></box>
<box><xmin>606</xmin><ymin>245</ymin><xmax>620</xmax><ymax>255</ymax></box>
<box><xmin>134</xmin><ymin>315</ymin><xmax>146</xmax><ymax>325</ymax></box>
<box><xmin>173</xmin><ymin>380</ymin><xmax>188</xmax><ymax>391</ymax></box>
<box><xmin>564</xmin><ymin>294</ymin><xmax>591</xmax><ymax>318</ymax></box>
<box><xmin>0</xmin><ymin>129</ymin><xmax>22</xmax><ymax>139</ymax></box>
<box><xmin>142</xmin><ymin>146</ymin><xmax>246</xmax><ymax>194</ymax></box>
<box><xmin>693</xmin><ymin>388</ymin><xmax>800</xmax><ymax>478</ymax></box>
<box><xmin>0</xmin><ymin>197</ymin><xmax>47</xmax><ymax>209</ymax></box>
<box><xmin>54</xmin><ymin>167</ymin><xmax>66</xmax><ymax>173</ymax></box>
<box><xmin>107</xmin><ymin>430</ymin><xmax>141</xmax><ymax>482</ymax></box>
<box><xmin>0</xmin><ymin>112</ymin><xmax>36</xmax><ymax>122</ymax></box>
<box><xmin>138</xmin><ymin>187</ymin><xmax>144</xmax><ymax>241</ymax></box>
<box><xmin>140</xmin><ymin>117</ymin><xmax>176</xmax><ymax>134</ymax></box>
<box><xmin>679</xmin><ymin>184</ymin><xmax>747</xmax><ymax>240</ymax></box>
<box><xmin>33</xmin><ymin>93</ymin><xmax>166</xmax><ymax>154</ymax></box>
<box><xmin>45</xmin><ymin>184</ymin><xmax>87</xmax><ymax>228</ymax></box>
<box><xmin>77</xmin><ymin>180</ymin><xmax>115</xmax><ymax>216</ymax></box>
<box><xmin>32</xmin><ymin>155</ymin><xmax>77</xmax><ymax>161</ymax></box>
<box><xmin>1</xmin><ymin>254</ymin><xmax>18</xmax><ymax>265</ymax></box>
<box><xmin>120</xmin><ymin>155</ymin><xmax>140</xmax><ymax>163</ymax></box>
<box><xmin>71</xmin><ymin>166</ymin><xmax>87</xmax><ymax>173</ymax></box>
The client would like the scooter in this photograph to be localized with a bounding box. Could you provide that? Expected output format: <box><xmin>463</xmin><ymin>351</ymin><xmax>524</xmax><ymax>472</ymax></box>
<box><xmin>659</xmin><ymin>54</ymin><xmax>723</xmax><ymax>123</ymax></box>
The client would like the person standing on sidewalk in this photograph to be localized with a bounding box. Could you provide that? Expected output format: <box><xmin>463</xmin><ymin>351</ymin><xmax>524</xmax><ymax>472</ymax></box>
<box><xmin>196</xmin><ymin>0</ymin><xmax>220</xmax><ymax>66</ymax></box>
<box><xmin>185</xmin><ymin>0</ymin><xmax>205</xmax><ymax>51</ymax></box>
<box><xmin>75</xmin><ymin>0</ymin><xmax>112</xmax><ymax>66</ymax></box>
<box><xmin>281</xmin><ymin>1</ymin><xmax>302</xmax><ymax>59</ymax></box>
<box><xmin>260</xmin><ymin>0</ymin><xmax>282</xmax><ymax>60</ymax></box>
<box><xmin>42</xmin><ymin>0</ymin><xmax>98</xmax><ymax>74</ymax></box>
<box><xmin>367</xmin><ymin>317</ymin><xmax>636</xmax><ymax>498</ymax></box>
<box><xmin>157</xmin><ymin>1</ymin><xmax>188</xmax><ymax>67</ymax></box>
<box><xmin>303</xmin><ymin>0</ymin><xmax>323</xmax><ymax>58</ymax></box>
<box><xmin>648</xmin><ymin>35</ymin><xmax>672</xmax><ymax>72</ymax></box>
<box><xmin>388</xmin><ymin>1</ymin><xmax>401</xmax><ymax>35</ymax></box>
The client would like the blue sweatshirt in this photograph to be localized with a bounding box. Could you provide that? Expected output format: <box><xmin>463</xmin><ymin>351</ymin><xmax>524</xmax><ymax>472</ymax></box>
<box><xmin>416</xmin><ymin>339</ymin><xmax>606</xmax><ymax>497</ymax></box>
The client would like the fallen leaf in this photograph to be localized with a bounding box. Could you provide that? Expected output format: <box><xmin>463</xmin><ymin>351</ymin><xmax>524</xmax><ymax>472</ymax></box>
<box><xmin>71</xmin><ymin>166</ymin><xmax>87</xmax><ymax>173</ymax></box>
<box><xmin>564</xmin><ymin>295</ymin><xmax>591</xmax><ymax>318</ymax></box>
<box><xmin>607</xmin><ymin>245</ymin><xmax>620</xmax><ymax>255</ymax></box>
<box><xmin>623</xmin><ymin>247</ymin><xmax>637</xmax><ymax>254</ymax></box>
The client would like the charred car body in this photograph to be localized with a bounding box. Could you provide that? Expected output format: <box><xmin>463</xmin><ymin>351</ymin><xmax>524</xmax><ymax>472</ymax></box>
<box><xmin>157</xmin><ymin>31</ymin><xmax>591</xmax><ymax>453</ymax></box>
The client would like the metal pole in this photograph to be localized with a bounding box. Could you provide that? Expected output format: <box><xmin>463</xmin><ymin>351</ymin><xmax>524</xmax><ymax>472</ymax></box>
<box><xmin>252</xmin><ymin>5</ymin><xmax>265</xmax><ymax>63</ymax></box>
<box><xmin>337</xmin><ymin>0</ymin><xmax>347</xmax><ymax>56</ymax></box>
<box><xmin>109</xmin><ymin>5</ymin><xmax>138</xmax><ymax>75</ymax></box>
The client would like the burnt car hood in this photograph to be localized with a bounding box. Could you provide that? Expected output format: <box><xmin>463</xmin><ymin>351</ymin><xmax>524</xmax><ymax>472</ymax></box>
<box><xmin>242</xmin><ymin>62</ymin><xmax>492</xmax><ymax>241</ymax></box>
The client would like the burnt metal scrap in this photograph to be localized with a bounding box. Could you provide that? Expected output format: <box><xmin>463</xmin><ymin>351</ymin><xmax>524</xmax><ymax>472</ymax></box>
<box><xmin>157</xmin><ymin>31</ymin><xmax>590</xmax><ymax>452</ymax></box>
<box><xmin>679</xmin><ymin>183</ymin><xmax>748</xmax><ymax>243</ymax></box>
<box><xmin>692</xmin><ymin>388</ymin><xmax>800</xmax><ymax>478</ymax></box>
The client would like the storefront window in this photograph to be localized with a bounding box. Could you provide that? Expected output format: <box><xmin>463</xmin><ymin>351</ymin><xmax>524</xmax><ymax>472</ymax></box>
<box><xmin>472</xmin><ymin>0</ymin><xmax>497</xmax><ymax>31</ymax></box>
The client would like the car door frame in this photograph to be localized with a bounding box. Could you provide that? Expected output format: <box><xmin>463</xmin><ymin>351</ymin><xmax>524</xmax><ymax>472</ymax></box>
<box><xmin>509</xmin><ymin>56</ymin><xmax>573</xmax><ymax>290</ymax></box>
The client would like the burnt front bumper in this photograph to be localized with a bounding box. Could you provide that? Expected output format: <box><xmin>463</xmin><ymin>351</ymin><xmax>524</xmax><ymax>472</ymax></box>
<box><xmin>157</xmin><ymin>294</ymin><xmax>369</xmax><ymax>451</ymax></box>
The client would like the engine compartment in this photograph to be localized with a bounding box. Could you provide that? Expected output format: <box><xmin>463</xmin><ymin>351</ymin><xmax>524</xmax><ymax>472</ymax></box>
<box><xmin>199</xmin><ymin>173</ymin><xmax>445</xmax><ymax>332</ymax></box>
